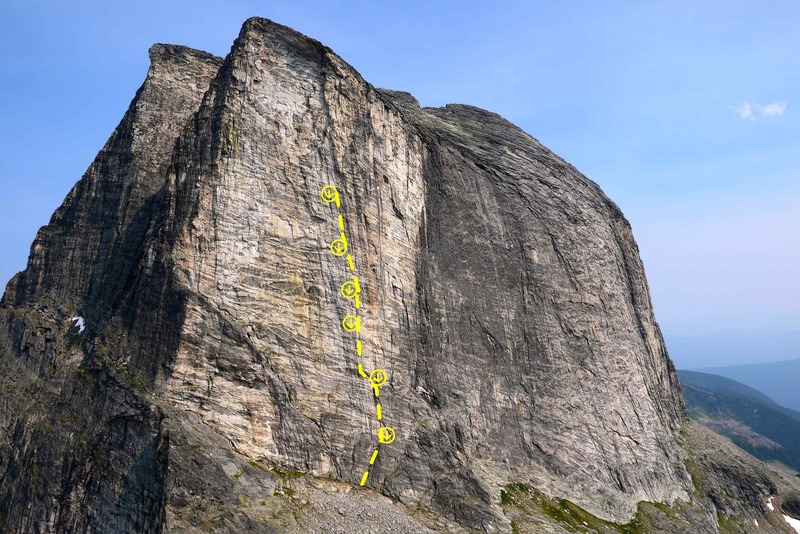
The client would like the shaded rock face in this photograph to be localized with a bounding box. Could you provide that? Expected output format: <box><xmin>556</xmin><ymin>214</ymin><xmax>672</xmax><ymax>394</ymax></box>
<box><xmin>0</xmin><ymin>17</ymin><xmax>702</xmax><ymax>532</ymax></box>
<box><xmin>0</xmin><ymin>44</ymin><xmax>222</xmax><ymax>533</ymax></box>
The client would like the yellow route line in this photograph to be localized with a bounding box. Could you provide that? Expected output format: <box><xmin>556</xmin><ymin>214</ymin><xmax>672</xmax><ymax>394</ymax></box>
<box><xmin>321</xmin><ymin>184</ymin><xmax>396</xmax><ymax>489</ymax></box>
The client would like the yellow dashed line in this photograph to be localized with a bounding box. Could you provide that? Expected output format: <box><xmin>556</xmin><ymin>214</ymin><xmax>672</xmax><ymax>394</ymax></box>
<box><xmin>320</xmin><ymin>184</ymin><xmax>396</xmax><ymax>489</ymax></box>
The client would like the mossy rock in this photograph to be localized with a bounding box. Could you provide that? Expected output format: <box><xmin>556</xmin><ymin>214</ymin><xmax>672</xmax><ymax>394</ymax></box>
<box><xmin>716</xmin><ymin>511</ymin><xmax>746</xmax><ymax>534</ymax></box>
<box><xmin>499</xmin><ymin>483</ymin><xmax>646</xmax><ymax>533</ymax></box>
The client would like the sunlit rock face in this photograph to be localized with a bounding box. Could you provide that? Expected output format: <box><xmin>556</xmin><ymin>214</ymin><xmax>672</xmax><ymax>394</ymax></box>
<box><xmin>0</xmin><ymin>17</ymin><xmax>705</xmax><ymax>532</ymax></box>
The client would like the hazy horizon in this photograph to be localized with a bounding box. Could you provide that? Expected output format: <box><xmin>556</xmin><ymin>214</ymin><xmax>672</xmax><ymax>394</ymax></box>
<box><xmin>694</xmin><ymin>357</ymin><xmax>800</xmax><ymax>413</ymax></box>
<box><xmin>668</xmin><ymin>330</ymin><xmax>800</xmax><ymax>369</ymax></box>
<box><xmin>1</xmin><ymin>1</ymin><xmax>798</xmax><ymax>366</ymax></box>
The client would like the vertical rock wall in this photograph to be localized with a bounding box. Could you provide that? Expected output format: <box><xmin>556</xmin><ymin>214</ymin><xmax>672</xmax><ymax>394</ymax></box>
<box><xmin>0</xmin><ymin>17</ymin><xmax>695</xmax><ymax>531</ymax></box>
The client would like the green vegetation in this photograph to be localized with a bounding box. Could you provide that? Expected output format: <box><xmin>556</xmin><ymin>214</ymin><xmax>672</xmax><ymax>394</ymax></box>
<box><xmin>683</xmin><ymin>458</ymin><xmax>705</xmax><ymax>494</ymax></box>
<box><xmin>273</xmin><ymin>467</ymin><xmax>306</xmax><ymax>479</ymax></box>
<box><xmin>500</xmin><ymin>487</ymin><xmax>515</xmax><ymax>506</ymax></box>
<box><xmin>248</xmin><ymin>459</ymin><xmax>268</xmax><ymax>471</ymax></box>
<box><xmin>499</xmin><ymin>482</ymin><xmax>647</xmax><ymax>533</ymax></box>
<box><xmin>716</xmin><ymin>512</ymin><xmax>746</xmax><ymax>534</ymax></box>
<box><xmin>121</xmin><ymin>370</ymin><xmax>148</xmax><ymax>394</ymax></box>
<box><xmin>679</xmin><ymin>371</ymin><xmax>800</xmax><ymax>470</ymax></box>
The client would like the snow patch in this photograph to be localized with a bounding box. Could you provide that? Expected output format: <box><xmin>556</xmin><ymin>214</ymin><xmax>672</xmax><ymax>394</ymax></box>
<box><xmin>784</xmin><ymin>514</ymin><xmax>800</xmax><ymax>533</ymax></box>
<box><xmin>754</xmin><ymin>519</ymin><xmax>758</xmax><ymax>526</ymax></box>
<box><xmin>72</xmin><ymin>316</ymin><xmax>85</xmax><ymax>334</ymax></box>
<box><xmin>766</xmin><ymin>496</ymin><xmax>800</xmax><ymax>533</ymax></box>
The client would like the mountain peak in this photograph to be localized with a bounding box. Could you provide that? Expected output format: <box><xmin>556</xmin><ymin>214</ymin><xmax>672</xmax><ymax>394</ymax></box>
<box><xmin>1</xmin><ymin>18</ymin><xmax>799</xmax><ymax>534</ymax></box>
<box><xmin>148</xmin><ymin>43</ymin><xmax>221</xmax><ymax>66</ymax></box>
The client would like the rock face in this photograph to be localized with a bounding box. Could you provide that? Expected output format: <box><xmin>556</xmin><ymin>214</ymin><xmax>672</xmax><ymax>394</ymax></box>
<box><xmin>1</xmin><ymin>17</ymin><xmax>797</xmax><ymax>533</ymax></box>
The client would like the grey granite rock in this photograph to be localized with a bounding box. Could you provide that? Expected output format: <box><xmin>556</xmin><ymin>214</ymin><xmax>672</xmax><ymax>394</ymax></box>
<box><xmin>1</xmin><ymin>17</ymin><xmax>798</xmax><ymax>534</ymax></box>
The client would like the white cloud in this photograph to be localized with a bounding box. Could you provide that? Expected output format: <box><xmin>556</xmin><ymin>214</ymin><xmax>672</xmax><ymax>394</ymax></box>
<box><xmin>732</xmin><ymin>102</ymin><xmax>753</xmax><ymax>118</ymax></box>
<box><xmin>730</xmin><ymin>101</ymin><xmax>787</xmax><ymax>119</ymax></box>
<box><xmin>760</xmin><ymin>101</ymin><xmax>787</xmax><ymax>117</ymax></box>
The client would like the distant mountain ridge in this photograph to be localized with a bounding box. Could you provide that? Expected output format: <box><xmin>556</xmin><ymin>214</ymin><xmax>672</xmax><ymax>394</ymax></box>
<box><xmin>679</xmin><ymin>370</ymin><xmax>800</xmax><ymax>471</ymax></box>
<box><xmin>667</xmin><ymin>330</ymin><xmax>800</xmax><ymax>368</ymax></box>
<box><xmin>696</xmin><ymin>358</ymin><xmax>800</xmax><ymax>413</ymax></box>
<box><xmin>679</xmin><ymin>370</ymin><xmax>777</xmax><ymax>406</ymax></box>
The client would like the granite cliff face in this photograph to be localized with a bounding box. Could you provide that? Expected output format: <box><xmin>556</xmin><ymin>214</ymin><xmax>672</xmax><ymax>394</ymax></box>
<box><xmin>2</xmin><ymin>18</ymin><xmax>799</xmax><ymax>533</ymax></box>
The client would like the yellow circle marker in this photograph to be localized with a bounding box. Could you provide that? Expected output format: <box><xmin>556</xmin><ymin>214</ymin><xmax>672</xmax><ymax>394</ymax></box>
<box><xmin>318</xmin><ymin>182</ymin><xmax>399</xmax><ymax>482</ymax></box>
<box><xmin>340</xmin><ymin>278</ymin><xmax>359</xmax><ymax>299</ymax></box>
<box><xmin>320</xmin><ymin>185</ymin><xmax>340</xmax><ymax>207</ymax></box>
<box><xmin>369</xmin><ymin>369</ymin><xmax>387</xmax><ymax>388</ymax></box>
<box><xmin>378</xmin><ymin>427</ymin><xmax>396</xmax><ymax>444</ymax></box>
<box><xmin>330</xmin><ymin>236</ymin><xmax>348</xmax><ymax>257</ymax></box>
<box><xmin>342</xmin><ymin>315</ymin><xmax>361</xmax><ymax>333</ymax></box>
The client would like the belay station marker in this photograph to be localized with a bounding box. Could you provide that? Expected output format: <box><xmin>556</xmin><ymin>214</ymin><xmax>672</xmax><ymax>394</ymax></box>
<box><xmin>319</xmin><ymin>185</ymin><xmax>396</xmax><ymax>487</ymax></box>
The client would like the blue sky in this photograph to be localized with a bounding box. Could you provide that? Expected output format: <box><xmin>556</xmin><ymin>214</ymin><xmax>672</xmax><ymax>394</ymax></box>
<box><xmin>1</xmin><ymin>1</ymin><xmax>798</xmax><ymax>360</ymax></box>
